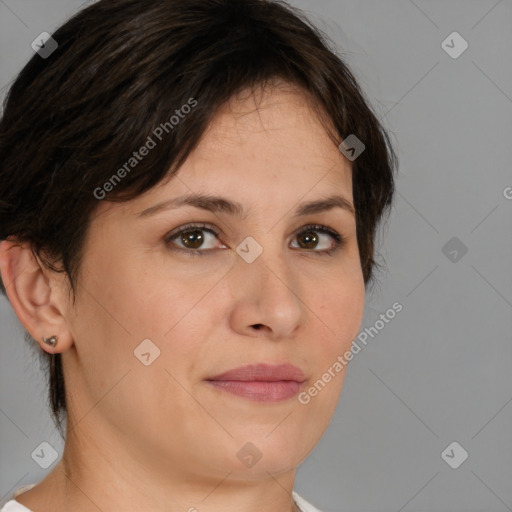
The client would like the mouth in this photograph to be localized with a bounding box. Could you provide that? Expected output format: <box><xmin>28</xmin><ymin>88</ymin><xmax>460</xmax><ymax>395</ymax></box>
<box><xmin>205</xmin><ymin>363</ymin><xmax>306</xmax><ymax>402</ymax></box>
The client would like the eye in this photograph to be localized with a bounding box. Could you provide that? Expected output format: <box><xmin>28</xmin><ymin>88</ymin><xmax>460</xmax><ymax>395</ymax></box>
<box><xmin>164</xmin><ymin>223</ymin><xmax>224</xmax><ymax>256</ymax></box>
<box><xmin>290</xmin><ymin>224</ymin><xmax>345</xmax><ymax>255</ymax></box>
<box><xmin>164</xmin><ymin>222</ymin><xmax>346</xmax><ymax>256</ymax></box>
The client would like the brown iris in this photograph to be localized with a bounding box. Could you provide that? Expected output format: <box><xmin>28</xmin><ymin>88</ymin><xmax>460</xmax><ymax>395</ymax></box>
<box><xmin>297</xmin><ymin>229</ymin><xmax>318</xmax><ymax>249</ymax></box>
<box><xmin>180</xmin><ymin>229</ymin><xmax>204</xmax><ymax>249</ymax></box>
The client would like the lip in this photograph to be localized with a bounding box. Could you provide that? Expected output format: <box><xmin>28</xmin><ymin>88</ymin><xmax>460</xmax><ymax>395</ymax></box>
<box><xmin>207</xmin><ymin>363</ymin><xmax>306</xmax><ymax>382</ymax></box>
<box><xmin>206</xmin><ymin>363</ymin><xmax>306</xmax><ymax>402</ymax></box>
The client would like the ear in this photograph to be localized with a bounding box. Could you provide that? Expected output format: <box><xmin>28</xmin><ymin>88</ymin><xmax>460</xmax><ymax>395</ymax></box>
<box><xmin>0</xmin><ymin>240</ymin><xmax>74</xmax><ymax>354</ymax></box>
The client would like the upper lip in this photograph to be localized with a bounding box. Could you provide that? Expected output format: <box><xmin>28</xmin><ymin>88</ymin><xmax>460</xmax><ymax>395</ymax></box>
<box><xmin>207</xmin><ymin>363</ymin><xmax>306</xmax><ymax>382</ymax></box>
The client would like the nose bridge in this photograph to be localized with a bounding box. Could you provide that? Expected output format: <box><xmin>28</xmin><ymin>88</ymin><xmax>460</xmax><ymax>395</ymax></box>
<box><xmin>233</xmin><ymin>234</ymin><xmax>304</xmax><ymax>334</ymax></box>
<box><xmin>237</xmin><ymin>229</ymin><xmax>293</xmax><ymax>289</ymax></box>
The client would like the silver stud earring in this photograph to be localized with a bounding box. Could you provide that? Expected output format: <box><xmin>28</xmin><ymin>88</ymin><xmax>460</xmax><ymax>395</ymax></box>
<box><xmin>42</xmin><ymin>335</ymin><xmax>58</xmax><ymax>347</ymax></box>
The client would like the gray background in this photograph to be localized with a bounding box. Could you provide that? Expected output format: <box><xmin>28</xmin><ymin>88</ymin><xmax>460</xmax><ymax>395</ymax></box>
<box><xmin>1</xmin><ymin>1</ymin><xmax>511</xmax><ymax>511</ymax></box>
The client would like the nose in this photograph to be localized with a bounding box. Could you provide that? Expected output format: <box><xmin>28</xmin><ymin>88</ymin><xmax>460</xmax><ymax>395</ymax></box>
<box><xmin>228</xmin><ymin>248</ymin><xmax>304</xmax><ymax>340</ymax></box>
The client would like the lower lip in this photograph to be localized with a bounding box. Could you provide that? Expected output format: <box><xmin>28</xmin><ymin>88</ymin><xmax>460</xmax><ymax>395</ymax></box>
<box><xmin>206</xmin><ymin>380</ymin><xmax>303</xmax><ymax>401</ymax></box>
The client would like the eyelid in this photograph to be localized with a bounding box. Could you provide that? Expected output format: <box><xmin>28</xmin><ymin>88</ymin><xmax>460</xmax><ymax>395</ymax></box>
<box><xmin>164</xmin><ymin>222</ymin><xmax>221</xmax><ymax>241</ymax></box>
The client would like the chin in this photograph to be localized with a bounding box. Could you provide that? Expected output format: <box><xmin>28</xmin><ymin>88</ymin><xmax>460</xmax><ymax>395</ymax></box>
<box><xmin>215</xmin><ymin>432</ymin><xmax>309</xmax><ymax>478</ymax></box>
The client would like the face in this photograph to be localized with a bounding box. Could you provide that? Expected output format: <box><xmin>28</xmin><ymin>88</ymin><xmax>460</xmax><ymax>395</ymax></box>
<box><xmin>60</xmin><ymin>84</ymin><xmax>365</xmax><ymax>482</ymax></box>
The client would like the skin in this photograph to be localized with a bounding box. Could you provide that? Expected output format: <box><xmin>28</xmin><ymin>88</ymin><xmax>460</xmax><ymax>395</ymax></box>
<box><xmin>0</xmin><ymin>82</ymin><xmax>366</xmax><ymax>512</ymax></box>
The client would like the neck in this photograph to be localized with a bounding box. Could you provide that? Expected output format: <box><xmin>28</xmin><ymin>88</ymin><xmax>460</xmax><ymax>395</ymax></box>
<box><xmin>16</xmin><ymin>427</ymin><xmax>301</xmax><ymax>512</ymax></box>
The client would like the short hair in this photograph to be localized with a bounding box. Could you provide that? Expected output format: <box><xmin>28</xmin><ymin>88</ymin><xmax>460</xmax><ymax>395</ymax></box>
<box><xmin>0</xmin><ymin>0</ymin><xmax>397</xmax><ymax>437</ymax></box>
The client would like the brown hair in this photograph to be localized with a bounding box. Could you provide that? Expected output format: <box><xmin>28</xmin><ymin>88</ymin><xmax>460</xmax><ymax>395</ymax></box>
<box><xmin>0</xmin><ymin>0</ymin><xmax>397</xmax><ymax>438</ymax></box>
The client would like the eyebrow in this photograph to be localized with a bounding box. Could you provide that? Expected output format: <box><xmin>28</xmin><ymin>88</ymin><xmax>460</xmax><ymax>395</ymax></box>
<box><xmin>136</xmin><ymin>192</ymin><xmax>355</xmax><ymax>218</ymax></box>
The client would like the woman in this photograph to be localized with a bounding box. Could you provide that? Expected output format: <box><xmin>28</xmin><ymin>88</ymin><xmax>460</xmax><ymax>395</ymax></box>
<box><xmin>0</xmin><ymin>0</ymin><xmax>397</xmax><ymax>510</ymax></box>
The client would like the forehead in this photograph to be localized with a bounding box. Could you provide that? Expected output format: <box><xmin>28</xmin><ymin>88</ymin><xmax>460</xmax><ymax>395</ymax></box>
<box><xmin>170</xmin><ymin>84</ymin><xmax>352</xmax><ymax>191</ymax></box>
<box><xmin>95</xmin><ymin>83</ymin><xmax>353</xmax><ymax>220</ymax></box>
<box><xmin>200</xmin><ymin>82</ymin><xmax>338</xmax><ymax>153</ymax></box>
<box><xmin>174</xmin><ymin>84</ymin><xmax>352</xmax><ymax>185</ymax></box>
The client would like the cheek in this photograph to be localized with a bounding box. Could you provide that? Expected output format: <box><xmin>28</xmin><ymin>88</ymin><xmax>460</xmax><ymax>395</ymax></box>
<box><xmin>315</xmin><ymin>272</ymin><xmax>365</xmax><ymax>345</ymax></box>
<box><xmin>85</xmin><ymin>253</ymin><xmax>203</xmax><ymax>338</ymax></box>
<box><xmin>304</xmin><ymin>273</ymin><xmax>365</xmax><ymax>398</ymax></box>
<box><xmin>132</xmin><ymin>275</ymin><xmax>221</xmax><ymax>340</ymax></box>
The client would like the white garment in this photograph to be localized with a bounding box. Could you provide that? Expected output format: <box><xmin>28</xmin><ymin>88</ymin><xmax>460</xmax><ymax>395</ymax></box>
<box><xmin>1</xmin><ymin>484</ymin><xmax>323</xmax><ymax>512</ymax></box>
<box><xmin>1</xmin><ymin>500</ymin><xmax>31</xmax><ymax>512</ymax></box>
<box><xmin>1</xmin><ymin>484</ymin><xmax>35</xmax><ymax>512</ymax></box>
<box><xmin>292</xmin><ymin>491</ymin><xmax>324</xmax><ymax>512</ymax></box>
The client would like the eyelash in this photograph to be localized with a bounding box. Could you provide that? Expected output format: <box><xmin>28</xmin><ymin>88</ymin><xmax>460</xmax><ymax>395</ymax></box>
<box><xmin>164</xmin><ymin>222</ymin><xmax>346</xmax><ymax>257</ymax></box>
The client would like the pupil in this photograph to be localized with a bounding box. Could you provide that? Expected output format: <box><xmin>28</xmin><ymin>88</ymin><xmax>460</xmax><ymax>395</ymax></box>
<box><xmin>182</xmin><ymin>229</ymin><xmax>203</xmax><ymax>249</ymax></box>
<box><xmin>300</xmin><ymin>230</ymin><xmax>318</xmax><ymax>249</ymax></box>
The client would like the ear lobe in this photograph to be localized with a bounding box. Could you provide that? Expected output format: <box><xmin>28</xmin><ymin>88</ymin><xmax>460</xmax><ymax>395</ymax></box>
<box><xmin>0</xmin><ymin>240</ymin><xmax>74</xmax><ymax>354</ymax></box>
